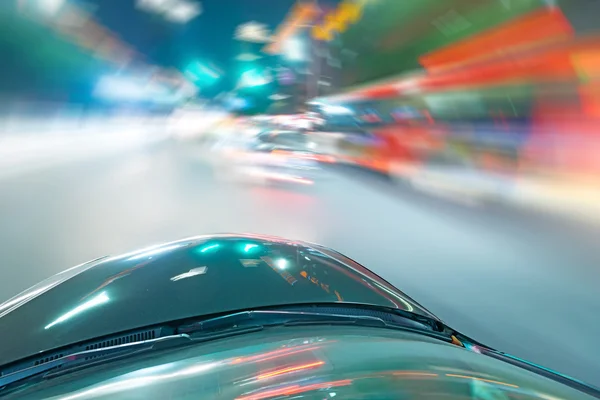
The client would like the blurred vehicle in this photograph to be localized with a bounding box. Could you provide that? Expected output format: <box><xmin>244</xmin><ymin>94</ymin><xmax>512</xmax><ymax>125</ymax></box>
<box><xmin>0</xmin><ymin>234</ymin><xmax>598</xmax><ymax>399</ymax></box>
<box><xmin>218</xmin><ymin>130</ymin><xmax>321</xmax><ymax>186</ymax></box>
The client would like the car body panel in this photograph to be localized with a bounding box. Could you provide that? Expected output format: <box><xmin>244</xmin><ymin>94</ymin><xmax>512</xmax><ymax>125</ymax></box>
<box><xmin>0</xmin><ymin>234</ymin><xmax>434</xmax><ymax>368</ymax></box>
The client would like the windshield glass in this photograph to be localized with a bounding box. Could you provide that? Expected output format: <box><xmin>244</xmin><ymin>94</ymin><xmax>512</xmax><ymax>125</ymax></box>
<box><xmin>6</xmin><ymin>327</ymin><xmax>597</xmax><ymax>400</ymax></box>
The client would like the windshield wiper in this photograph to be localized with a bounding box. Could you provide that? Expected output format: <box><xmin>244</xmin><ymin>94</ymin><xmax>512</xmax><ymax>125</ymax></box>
<box><xmin>1</xmin><ymin>309</ymin><xmax>447</xmax><ymax>392</ymax></box>
<box><xmin>178</xmin><ymin>309</ymin><xmax>452</xmax><ymax>343</ymax></box>
<box><xmin>0</xmin><ymin>334</ymin><xmax>192</xmax><ymax>391</ymax></box>
<box><xmin>0</xmin><ymin>324</ymin><xmax>268</xmax><ymax>394</ymax></box>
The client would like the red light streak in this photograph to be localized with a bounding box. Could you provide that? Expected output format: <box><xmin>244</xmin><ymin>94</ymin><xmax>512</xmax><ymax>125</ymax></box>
<box><xmin>256</xmin><ymin>361</ymin><xmax>325</xmax><ymax>380</ymax></box>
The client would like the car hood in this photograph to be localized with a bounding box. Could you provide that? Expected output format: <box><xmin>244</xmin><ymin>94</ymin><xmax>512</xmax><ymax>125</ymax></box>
<box><xmin>0</xmin><ymin>234</ymin><xmax>435</xmax><ymax>368</ymax></box>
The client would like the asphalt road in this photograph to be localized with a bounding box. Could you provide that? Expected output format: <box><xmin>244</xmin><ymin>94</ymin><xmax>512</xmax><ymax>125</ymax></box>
<box><xmin>0</xmin><ymin>141</ymin><xmax>598</xmax><ymax>387</ymax></box>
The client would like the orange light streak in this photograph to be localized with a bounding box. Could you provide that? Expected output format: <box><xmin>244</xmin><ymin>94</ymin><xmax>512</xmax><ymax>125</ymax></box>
<box><xmin>256</xmin><ymin>361</ymin><xmax>325</xmax><ymax>380</ymax></box>
<box><xmin>445</xmin><ymin>374</ymin><xmax>519</xmax><ymax>388</ymax></box>
<box><xmin>230</xmin><ymin>346</ymin><xmax>320</xmax><ymax>365</ymax></box>
<box><xmin>393</xmin><ymin>371</ymin><xmax>439</xmax><ymax>377</ymax></box>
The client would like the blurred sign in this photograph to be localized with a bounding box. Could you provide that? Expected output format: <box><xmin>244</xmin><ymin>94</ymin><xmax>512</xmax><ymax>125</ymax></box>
<box><xmin>312</xmin><ymin>0</ymin><xmax>363</xmax><ymax>41</ymax></box>
<box><xmin>264</xmin><ymin>1</ymin><xmax>319</xmax><ymax>54</ymax></box>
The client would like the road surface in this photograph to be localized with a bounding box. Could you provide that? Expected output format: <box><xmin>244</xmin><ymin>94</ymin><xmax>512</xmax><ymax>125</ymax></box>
<box><xmin>0</xmin><ymin>140</ymin><xmax>598</xmax><ymax>387</ymax></box>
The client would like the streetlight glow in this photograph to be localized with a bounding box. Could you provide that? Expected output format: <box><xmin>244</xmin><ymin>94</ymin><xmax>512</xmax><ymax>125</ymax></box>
<box><xmin>322</xmin><ymin>104</ymin><xmax>354</xmax><ymax>115</ymax></box>
<box><xmin>284</xmin><ymin>37</ymin><xmax>305</xmax><ymax>61</ymax></box>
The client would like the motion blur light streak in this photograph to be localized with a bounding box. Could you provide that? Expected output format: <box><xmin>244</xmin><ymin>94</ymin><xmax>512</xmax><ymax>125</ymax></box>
<box><xmin>127</xmin><ymin>244</ymin><xmax>184</xmax><ymax>261</ymax></box>
<box><xmin>393</xmin><ymin>371</ymin><xmax>439</xmax><ymax>377</ymax></box>
<box><xmin>238</xmin><ymin>69</ymin><xmax>272</xmax><ymax>88</ymax></box>
<box><xmin>57</xmin><ymin>361</ymin><xmax>219</xmax><ymax>400</ymax></box>
<box><xmin>371</xmin><ymin>281</ymin><xmax>414</xmax><ymax>312</ymax></box>
<box><xmin>136</xmin><ymin>0</ymin><xmax>172</xmax><ymax>13</ymax></box>
<box><xmin>37</xmin><ymin>0</ymin><xmax>66</xmax><ymax>15</ymax></box>
<box><xmin>235</xmin><ymin>21</ymin><xmax>272</xmax><ymax>43</ymax></box>
<box><xmin>137</xmin><ymin>0</ymin><xmax>202</xmax><ymax>24</ymax></box>
<box><xmin>44</xmin><ymin>292</ymin><xmax>109</xmax><ymax>330</ymax></box>
<box><xmin>445</xmin><ymin>374</ymin><xmax>519</xmax><ymax>388</ymax></box>
<box><xmin>165</xmin><ymin>1</ymin><xmax>202</xmax><ymax>24</ymax></box>
<box><xmin>94</xmin><ymin>76</ymin><xmax>178</xmax><ymax>103</ymax></box>
<box><xmin>284</xmin><ymin>37</ymin><xmax>305</xmax><ymax>61</ymax></box>
<box><xmin>236</xmin><ymin>379</ymin><xmax>352</xmax><ymax>400</ymax></box>
<box><xmin>321</xmin><ymin>105</ymin><xmax>354</xmax><ymax>115</ymax></box>
<box><xmin>263</xmin><ymin>172</ymin><xmax>314</xmax><ymax>185</ymax></box>
<box><xmin>255</xmin><ymin>361</ymin><xmax>325</xmax><ymax>380</ymax></box>
<box><xmin>230</xmin><ymin>346</ymin><xmax>321</xmax><ymax>365</ymax></box>
<box><xmin>0</xmin><ymin>285</ymin><xmax>53</xmax><ymax>313</ymax></box>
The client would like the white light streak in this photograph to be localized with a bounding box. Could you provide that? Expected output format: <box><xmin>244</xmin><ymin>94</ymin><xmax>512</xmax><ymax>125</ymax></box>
<box><xmin>170</xmin><ymin>266</ymin><xmax>208</xmax><ymax>281</ymax></box>
<box><xmin>45</xmin><ymin>292</ymin><xmax>110</xmax><ymax>330</ymax></box>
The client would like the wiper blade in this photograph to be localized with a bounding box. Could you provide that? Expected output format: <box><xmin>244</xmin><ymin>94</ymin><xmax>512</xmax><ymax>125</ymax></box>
<box><xmin>0</xmin><ymin>334</ymin><xmax>192</xmax><ymax>390</ymax></box>
<box><xmin>189</xmin><ymin>325</ymin><xmax>264</xmax><ymax>341</ymax></box>
<box><xmin>0</xmin><ymin>310</ymin><xmax>445</xmax><ymax>392</ymax></box>
<box><xmin>179</xmin><ymin>310</ymin><xmax>383</xmax><ymax>333</ymax></box>
<box><xmin>178</xmin><ymin>310</ymin><xmax>452</xmax><ymax>343</ymax></box>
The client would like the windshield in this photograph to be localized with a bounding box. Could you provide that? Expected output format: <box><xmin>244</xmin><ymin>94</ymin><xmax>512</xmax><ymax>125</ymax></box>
<box><xmin>1</xmin><ymin>0</ymin><xmax>599</xmax><ymax>397</ymax></box>
<box><xmin>3</xmin><ymin>327</ymin><xmax>598</xmax><ymax>400</ymax></box>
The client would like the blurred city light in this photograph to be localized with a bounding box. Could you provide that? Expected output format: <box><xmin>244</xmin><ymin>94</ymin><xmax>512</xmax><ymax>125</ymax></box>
<box><xmin>321</xmin><ymin>105</ymin><xmax>353</xmax><ymax>115</ymax></box>
<box><xmin>236</xmin><ymin>53</ymin><xmax>262</xmax><ymax>62</ymax></box>
<box><xmin>269</xmin><ymin>94</ymin><xmax>291</xmax><ymax>101</ymax></box>
<box><xmin>136</xmin><ymin>0</ymin><xmax>202</xmax><ymax>24</ymax></box>
<box><xmin>234</xmin><ymin>21</ymin><xmax>272</xmax><ymax>43</ymax></box>
<box><xmin>165</xmin><ymin>1</ymin><xmax>202</xmax><ymax>24</ymax></box>
<box><xmin>94</xmin><ymin>76</ymin><xmax>151</xmax><ymax>101</ymax></box>
<box><xmin>37</xmin><ymin>0</ymin><xmax>66</xmax><ymax>15</ymax></box>
<box><xmin>238</xmin><ymin>69</ymin><xmax>272</xmax><ymax>88</ymax></box>
<box><xmin>136</xmin><ymin>0</ymin><xmax>172</xmax><ymax>12</ymax></box>
<box><xmin>185</xmin><ymin>61</ymin><xmax>222</xmax><ymax>84</ymax></box>
<box><xmin>283</xmin><ymin>37</ymin><xmax>305</xmax><ymax>61</ymax></box>
<box><xmin>94</xmin><ymin>75</ymin><xmax>182</xmax><ymax>104</ymax></box>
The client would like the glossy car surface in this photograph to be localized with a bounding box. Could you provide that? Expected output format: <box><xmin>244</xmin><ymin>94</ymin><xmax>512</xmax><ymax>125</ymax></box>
<box><xmin>4</xmin><ymin>326</ymin><xmax>596</xmax><ymax>400</ymax></box>
<box><xmin>0</xmin><ymin>234</ymin><xmax>432</xmax><ymax>369</ymax></box>
<box><xmin>0</xmin><ymin>234</ymin><xmax>598</xmax><ymax>399</ymax></box>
